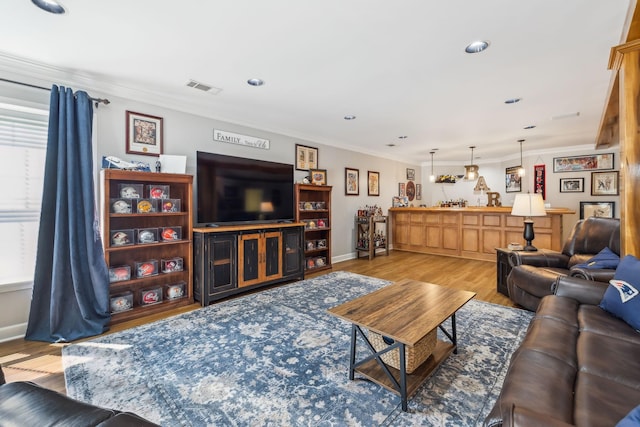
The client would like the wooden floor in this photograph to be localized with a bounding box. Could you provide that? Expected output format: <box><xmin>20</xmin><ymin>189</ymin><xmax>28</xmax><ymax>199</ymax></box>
<box><xmin>0</xmin><ymin>250</ymin><xmax>514</xmax><ymax>395</ymax></box>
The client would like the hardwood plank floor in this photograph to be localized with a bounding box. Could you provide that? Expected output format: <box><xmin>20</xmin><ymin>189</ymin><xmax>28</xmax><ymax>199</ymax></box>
<box><xmin>0</xmin><ymin>250</ymin><xmax>515</xmax><ymax>395</ymax></box>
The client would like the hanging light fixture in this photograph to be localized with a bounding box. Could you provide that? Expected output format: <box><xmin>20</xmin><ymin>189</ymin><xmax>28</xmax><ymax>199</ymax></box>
<box><xmin>518</xmin><ymin>139</ymin><xmax>525</xmax><ymax>176</ymax></box>
<box><xmin>464</xmin><ymin>146</ymin><xmax>479</xmax><ymax>180</ymax></box>
<box><xmin>429</xmin><ymin>151</ymin><xmax>436</xmax><ymax>182</ymax></box>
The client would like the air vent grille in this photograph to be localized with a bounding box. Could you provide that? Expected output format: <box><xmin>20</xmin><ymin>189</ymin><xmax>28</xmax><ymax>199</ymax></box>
<box><xmin>186</xmin><ymin>80</ymin><xmax>222</xmax><ymax>95</ymax></box>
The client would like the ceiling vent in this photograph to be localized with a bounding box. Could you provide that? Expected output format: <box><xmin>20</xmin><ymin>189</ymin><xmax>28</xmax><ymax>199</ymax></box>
<box><xmin>186</xmin><ymin>80</ymin><xmax>222</xmax><ymax>95</ymax></box>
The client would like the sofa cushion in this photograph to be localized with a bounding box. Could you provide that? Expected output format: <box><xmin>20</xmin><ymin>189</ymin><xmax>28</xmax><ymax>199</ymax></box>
<box><xmin>571</xmin><ymin>246</ymin><xmax>620</xmax><ymax>270</ymax></box>
<box><xmin>600</xmin><ymin>254</ymin><xmax>640</xmax><ymax>331</ymax></box>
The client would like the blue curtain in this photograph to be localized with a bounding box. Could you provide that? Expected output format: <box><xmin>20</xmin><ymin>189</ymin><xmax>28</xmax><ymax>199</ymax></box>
<box><xmin>25</xmin><ymin>85</ymin><xmax>110</xmax><ymax>342</ymax></box>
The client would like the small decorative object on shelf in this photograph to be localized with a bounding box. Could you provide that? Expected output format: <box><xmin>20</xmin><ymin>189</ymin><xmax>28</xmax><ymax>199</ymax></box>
<box><xmin>437</xmin><ymin>199</ymin><xmax>468</xmax><ymax>208</ymax></box>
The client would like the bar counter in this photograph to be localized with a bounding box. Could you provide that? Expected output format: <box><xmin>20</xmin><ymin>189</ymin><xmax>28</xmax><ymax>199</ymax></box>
<box><xmin>388</xmin><ymin>206</ymin><xmax>575</xmax><ymax>262</ymax></box>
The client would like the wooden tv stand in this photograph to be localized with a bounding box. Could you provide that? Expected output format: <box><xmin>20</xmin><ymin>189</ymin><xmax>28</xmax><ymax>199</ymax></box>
<box><xmin>193</xmin><ymin>222</ymin><xmax>305</xmax><ymax>305</ymax></box>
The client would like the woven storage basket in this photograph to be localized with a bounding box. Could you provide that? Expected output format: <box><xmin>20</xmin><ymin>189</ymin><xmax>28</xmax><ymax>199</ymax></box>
<box><xmin>368</xmin><ymin>329</ymin><xmax>437</xmax><ymax>373</ymax></box>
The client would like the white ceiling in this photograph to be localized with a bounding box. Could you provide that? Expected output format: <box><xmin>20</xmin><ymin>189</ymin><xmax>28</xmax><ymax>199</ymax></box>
<box><xmin>0</xmin><ymin>0</ymin><xmax>633</xmax><ymax>164</ymax></box>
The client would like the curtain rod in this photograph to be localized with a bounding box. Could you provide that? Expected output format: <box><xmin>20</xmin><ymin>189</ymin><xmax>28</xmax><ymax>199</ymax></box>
<box><xmin>0</xmin><ymin>78</ymin><xmax>110</xmax><ymax>107</ymax></box>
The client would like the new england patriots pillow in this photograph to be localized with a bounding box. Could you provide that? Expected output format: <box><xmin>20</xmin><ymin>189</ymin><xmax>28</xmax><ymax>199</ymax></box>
<box><xmin>600</xmin><ymin>254</ymin><xmax>640</xmax><ymax>331</ymax></box>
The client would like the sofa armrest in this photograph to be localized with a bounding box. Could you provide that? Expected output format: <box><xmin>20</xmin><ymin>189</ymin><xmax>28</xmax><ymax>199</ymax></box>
<box><xmin>509</xmin><ymin>250</ymin><xmax>570</xmax><ymax>268</ymax></box>
<box><xmin>569</xmin><ymin>267</ymin><xmax>615</xmax><ymax>283</ymax></box>
<box><xmin>553</xmin><ymin>275</ymin><xmax>608</xmax><ymax>305</ymax></box>
<box><xmin>504</xmin><ymin>405</ymin><xmax>574</xmax><ymax>427</ymax></box>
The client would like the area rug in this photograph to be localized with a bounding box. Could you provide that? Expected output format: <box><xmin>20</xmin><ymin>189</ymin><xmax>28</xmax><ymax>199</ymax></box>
<box><xmin>62</xmin><ymin>271</ymin><xmax>533</xmax><ymax>426</ymax></box>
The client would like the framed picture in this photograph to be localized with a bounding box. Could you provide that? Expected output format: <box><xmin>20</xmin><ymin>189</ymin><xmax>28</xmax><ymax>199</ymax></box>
<box><xmin>553</xmin><ymin>153</ymin><xmax>614</xmax><ymax>172</ymax></box>
<box><xmin>295</xmin><ymin>144</ymin><xmax>318</xmax><ymax>171</ymax></box>
<box><xmin>406</xmin><ymin>168</ymin><xmax>415</xmax><ymax>181</ymax></box>
<box><xmin>580</xmin><ymin>201</ymin><xmax>615</xmax><ymax>219</ymax></box>
<box><xmin>126</xmin><ymin>111</ymin><xmax>163</xmax><ymax>156</ymax></box>
<box><xmin>591</xmin><ymin>171</ymin><xmax>619</xmax><ymax>196</ymax></box>
<box><xmin>398</xmin><ymin>182</ymin><xmax>406</xmax><ymax>197</ymax></box>
<box><xmin>309</xmin><ymin>169</ymin><xmax>327</xmax><ymax>185</ymax></box>
<box><xmin>345</xmin><ymin>167</ymin><xmax>359</xmax><ymax>195</ymax></box>
<box><xmin>559</xmin><ymin>177</ymin><xmax>584</xmax><ymax>193</ymax></box>
<box><xmin>367</xmin><ymin>171</ymin><xmax>380</xmax><ymax>196</ymax></box>
<box><xmin>534</xmin><ymin>164</ymin><xmax>546</xmax><ymax>199</ymax></box>
<box><xmin>416</xmin><ymin>183</ymin><xmax>422</xmax><ymax>200</ymax></box>
<box><xmin>505</xmin><ymin>166</ymin><xmax>522</xmax><ymax>193</ymax></box>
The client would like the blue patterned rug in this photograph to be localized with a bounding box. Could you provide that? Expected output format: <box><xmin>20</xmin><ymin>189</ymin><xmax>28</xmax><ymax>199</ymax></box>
<box><xmin>62</xmin><ymin>271</ymin><xmax>533</xmax><ymax>426</ymax></box>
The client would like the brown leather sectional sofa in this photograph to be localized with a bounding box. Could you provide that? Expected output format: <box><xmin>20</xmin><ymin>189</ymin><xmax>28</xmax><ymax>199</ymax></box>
<box><xmin>484</xmin><ymin>275</ymin><xmax>640</xmax><ymax>426</ymax></box>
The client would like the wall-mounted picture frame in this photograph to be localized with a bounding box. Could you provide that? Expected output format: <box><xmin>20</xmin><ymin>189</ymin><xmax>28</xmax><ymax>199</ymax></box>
<box><xmin>559</xmin><ymin>177</ymin><xmax>584</xmax><ymax>193</ymax></box>
<box><xmin>591</xmin><ymin>171</ymin><xmax>619</xmax><ymax>196</ymax></box>
<box><xmin>553</xmin><ymin>153</ymin><xmax>614</xmax><ymax>173</ymax></box>
<box><xmin>295</xmin><ymin>144</ymin><xmax>318</xmax><ymax>171</ymax></box>
<box><xmin>398</xmin><ymin>182</ymin><xmax>406</xmax><ymax>197</ymax></box>
<box><xmin>367</xmin><ymin>171</ymin><xmax>380</xmax><ymax>196</ymax></box>
<box><xmin>505</xmin><ymin>166</ymin><xmax>522</xmax><ymax>193</ymax></box>
<box><xmin>416</xmin><ymin>183</ymin><xmax>422</xmax><ymax>200</ymax></box>
<box><xmin>126</xmin><ymin>111</ymin><xmax>163</xmax><ymax>156</ymax></box>
<box><xmin>534</xmin><ymin>164</ymin><xmax>546</xmax><ymax>199</ymax></box>
<box><xmin>309</xmin><ymin>168</ymin><xmax>327</xmax><ymax>185</ymax></box>
<box><xmin>406</xmin><ymin>168</ymin><xmax>415</xmax><ymax>181</ymax></box>
<box><xmin>345</xmin><ymin>167</ymin><xmax>359</xmax><ymax>195</ymax></box>
<box><xmin>580</xmin><ymin>201</ymin><xmax>615</xmax><ymax>219</ymax></box>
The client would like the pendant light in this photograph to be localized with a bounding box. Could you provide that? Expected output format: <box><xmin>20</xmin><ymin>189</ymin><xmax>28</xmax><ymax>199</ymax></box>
<box><xmin>518</xmin><ymin>139</ymin><xmax>525</xmax><ymax>177</ymax></box>
<box><xmin>429</xmin><ymin>151</ymin><xmax>436</xmax><ymax>182</ymax></box>
<box><xmin>464</xmin><ymin>146</ymin><xmax>479</xmax><ymax>180</ymax></box>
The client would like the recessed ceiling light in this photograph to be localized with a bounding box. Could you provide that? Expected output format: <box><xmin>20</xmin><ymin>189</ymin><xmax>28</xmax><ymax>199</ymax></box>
<box><xmin>504</xmin><ymin>98</ymin><xmax>522</xmax><ymax>104</ymax></box>
<box><xmin>386</xmin><ymin>143</ymin><xmax>396</xmax><ymax>147</ymax></box>
<box><xmin>524</xmin><ymin>125</ymin><xmax>536</xmax><ymax>129</ymax></box>
<box><xmin>247</xmin><ymin>78</ymin><xmax>264</xmax><ymax>86</ymax></box>
<box><xmin>32</xmin><ymin>0</ymin><xmax>66</xmax><ymax>14</ymax></box>
<box><xmin>465</xmin><ymin>40</ymin><xmax>490</xmax><ymax>54</ymax></box>
<box><xmin>344</xmin><ymin>115</ymin><xmax>356</xmax><ymax>120</ymax></box>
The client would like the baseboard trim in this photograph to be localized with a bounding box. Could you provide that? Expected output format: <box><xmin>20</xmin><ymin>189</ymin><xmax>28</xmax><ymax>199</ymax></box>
<box><xmin>0</xmin><ymin>322</ymin><xmax>27</xmax><ymax>343</ymax></box>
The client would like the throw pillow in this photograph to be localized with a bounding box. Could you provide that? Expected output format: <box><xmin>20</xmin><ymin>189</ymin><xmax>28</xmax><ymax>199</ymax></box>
<box><xmin>600</xmin><ymin>254</ymin><xmax>640</xmax><ymax>331</ymax></box>
<box><xmin>572</xmin><ymin>247</ymin><xmax>620</xmax><ymax>270</ymax></box>
<box><xmin>617</xmin><ymin>405</ymin><xmax>640</xmax><ymax>427</ymax></box>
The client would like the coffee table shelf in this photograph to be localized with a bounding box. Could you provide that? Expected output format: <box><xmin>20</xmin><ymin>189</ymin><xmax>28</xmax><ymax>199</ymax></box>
<box><xmin>355</xmin><ymin>340</ymin><xmax>455</xmax><ymax>397</ymax></box>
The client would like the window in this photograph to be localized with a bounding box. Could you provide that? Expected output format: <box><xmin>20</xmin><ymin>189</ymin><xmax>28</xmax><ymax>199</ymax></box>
<box><xmin>0</xmin><ymin>101</ymin><xmax>48</xmax><ymax>287</ymax></box>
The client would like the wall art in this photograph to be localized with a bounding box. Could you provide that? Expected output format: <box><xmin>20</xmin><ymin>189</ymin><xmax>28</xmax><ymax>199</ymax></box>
<box><xmin>126</xmin><ymin>111</ymin><xmax>163</xmax><ymax>156</ymax></box>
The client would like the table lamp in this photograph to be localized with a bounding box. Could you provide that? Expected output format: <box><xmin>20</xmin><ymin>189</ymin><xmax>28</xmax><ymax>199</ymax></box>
<box><xmin>511</xmin><ymin>193</ymin><xmax>546</xmax><ymax>251</ymax></box>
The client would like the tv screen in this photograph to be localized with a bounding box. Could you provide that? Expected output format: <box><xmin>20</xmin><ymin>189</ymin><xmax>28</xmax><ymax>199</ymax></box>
<box><xmin>196</xmin><ymin>151</ymin><xmax>294</xmax><ymax>225</ymax></box>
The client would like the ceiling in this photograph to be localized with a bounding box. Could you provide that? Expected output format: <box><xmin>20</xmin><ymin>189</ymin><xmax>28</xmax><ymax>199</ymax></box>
<box><xmin>0</xmin><ymin>0</ymin><xmax>633</xmax><ymax>164</ymax></box>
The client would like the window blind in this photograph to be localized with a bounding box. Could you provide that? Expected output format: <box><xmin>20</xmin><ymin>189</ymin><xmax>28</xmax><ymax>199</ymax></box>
<box><xmin>0</xmin><ymin>102</ymin><xmax>48</xmax><ymax>287</ymax></box>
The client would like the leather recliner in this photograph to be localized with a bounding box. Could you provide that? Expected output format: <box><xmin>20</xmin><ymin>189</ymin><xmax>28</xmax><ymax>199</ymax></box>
<box><xmin>506</xmin><ymin>216</ymin><xmax>620</xmax><ymax>311</ymax></box>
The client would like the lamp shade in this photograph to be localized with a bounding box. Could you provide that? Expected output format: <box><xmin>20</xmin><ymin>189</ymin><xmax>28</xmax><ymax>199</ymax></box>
<box><xmin>511</xmin><ymin>193</ymin><xmax>546</xmax><ymax>218</ymax></box>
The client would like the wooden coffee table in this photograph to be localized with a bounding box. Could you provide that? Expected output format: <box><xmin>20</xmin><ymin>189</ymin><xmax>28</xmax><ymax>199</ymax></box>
<box><xmin>327</xmin><ymin>279</ymin><xmax>475</xmax><ymax>411</ymax></box>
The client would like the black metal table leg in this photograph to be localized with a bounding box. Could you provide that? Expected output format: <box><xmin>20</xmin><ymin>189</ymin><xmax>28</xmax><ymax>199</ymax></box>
<box><xmin>399</xmin><ymin>344</ymin><xmax>408</xmax><ymax>411</ymax></box>
<box><xmin>451</xmin><ymin>313</ymin><xmax>458</xmax><ymax>354</ymax></box>
<box><xmin>349</xmin><ymin>324</ymin><xmax>357</xmax><ymax>380</ymax></box>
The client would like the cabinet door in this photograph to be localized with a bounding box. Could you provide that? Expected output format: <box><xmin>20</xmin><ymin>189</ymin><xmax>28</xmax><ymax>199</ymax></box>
<box><xmin>194</xmin><ymin>233</ymin><xmax>236</xmax><ymax>305</ymax></box>
<box><xmin>238</xmin><ymin>233</ymin><xmax>261</xmax><ymax>287</ymax></box>
<box><xmin>283</xmin><ymin>227</ymin><xmax>303</xmax><ymax>278</ymax></box>
<box><xmin>263</xmin><ymin>231</ymin><xmax>283</xmax><ymax>282</ymax></box>
<box><xmin>209</xmin><ymin>234</ymin><xmax>237</xmax><ymax>293</ymax></box>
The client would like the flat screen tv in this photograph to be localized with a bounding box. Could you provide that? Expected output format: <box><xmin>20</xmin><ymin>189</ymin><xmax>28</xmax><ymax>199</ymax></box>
<box><xmin>196</xmin><ymin>151</ymin><xmax>294</xmax><ymax>225</ymax></box>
